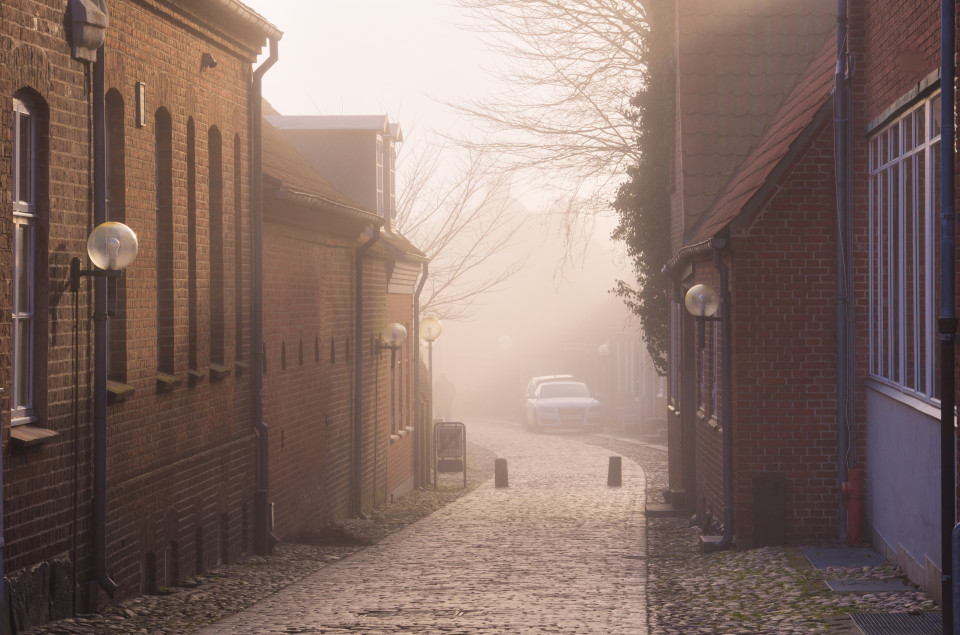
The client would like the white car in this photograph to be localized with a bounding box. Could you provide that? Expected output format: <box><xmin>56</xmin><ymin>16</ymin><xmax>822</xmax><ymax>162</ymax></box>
<box><xmin>520</xmin><ymin>375</ymin><xmax>574</xmax><ymax>426</ymax></box>
<box><xmin>523</xmin><ymin>381</ymin><xmax>603</xmax><ymax>431</ymax></box>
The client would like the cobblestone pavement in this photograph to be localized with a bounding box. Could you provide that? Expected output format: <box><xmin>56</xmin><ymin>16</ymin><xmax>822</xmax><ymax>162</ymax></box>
<box><xmin>25</xmin><ymin>417</ymin><xmax>938</xmax><ymax>635</ymax></box>
<box><xmin>194</xmin><ymin>418</ymin><xmax>647</xmax><ymax>634</ymax></box>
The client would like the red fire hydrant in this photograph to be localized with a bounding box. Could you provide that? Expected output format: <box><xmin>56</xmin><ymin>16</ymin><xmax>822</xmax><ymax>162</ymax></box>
<box><xmin>841</xmin><ymin>468</ymin><xmax>864</xmax><ymax>546</ymax></box>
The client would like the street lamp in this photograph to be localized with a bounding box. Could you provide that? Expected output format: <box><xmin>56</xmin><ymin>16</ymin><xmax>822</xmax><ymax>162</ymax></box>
<box><xmin>598</xmin><ymin>343</ymin><xmax>610</xmax><ymax>431</ymax></box>
<box><xmin>684</xmin><ymin>283</ymin><xmax>720</xmax><ymax>348</ymax></box>
<box><xmin>419</xmin><ymin>317</ymin><xmax>442</xmax><ymax>422</ymax></box>
<box><xmin>71</xmin><ymin>220</ymin><xmax>138</xmax><ymax>602</ymax></box>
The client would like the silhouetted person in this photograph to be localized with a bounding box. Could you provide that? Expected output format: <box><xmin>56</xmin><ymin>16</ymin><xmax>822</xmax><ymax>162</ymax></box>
<box><xmin>435</xmin><ymin>373</ymin><xmax>456</xmax><ymax>421</ymax></box>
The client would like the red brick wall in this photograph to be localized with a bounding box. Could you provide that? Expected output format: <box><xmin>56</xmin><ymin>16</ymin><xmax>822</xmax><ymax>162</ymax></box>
<box><xmin>385</xmin><ymin>291</ymin><xmax>415</xmax><ymax>500</ymax></box>
<box><xmin>854</xmin><ymin>0</ymin><xmax>940</xmax><ymax>126</ymax></box>
<box><xmin>689</xmin><ymin>259</ymin><xmax>725</xmax><ymax>525</ymax></box>
<box><xmin>0</xmin><ymin>0</ymin><xmax>268</xmax><ymax>612</ymax></box>
<box><xmin>359</xmin><ymin>259</ymin><xmax>388</xmax><ymax>511</ymax></box>
<box><xmin>731</xmin><ymin>121</ymin><xmax>838</xmax><ymax>544</ymax></box>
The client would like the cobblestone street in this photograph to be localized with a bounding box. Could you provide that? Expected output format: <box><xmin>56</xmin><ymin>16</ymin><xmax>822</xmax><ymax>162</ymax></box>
<box><xmin>24</xmin><ymin>417</ymin><xmax>939</xmax><ymax>635</ymax></box>
<box><xmin>195</xmin><ymin>418</ymin><xmax>648</xmax><ymax>634</ymax></box>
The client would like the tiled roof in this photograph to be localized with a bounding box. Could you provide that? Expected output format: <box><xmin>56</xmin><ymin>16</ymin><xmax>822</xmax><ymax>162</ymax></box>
<box><xmin>687</xmin><ymin>32</ymin><xmax>837</xmax><ymax>245</ymax></box>
<box><xmin>678</xmin><ymin>0</ymin><xmax>836</xmax><ymax>243</ymax></box>
<box><xmin>261</xmin><ymin>105</ymin><xmax>367</xmax><ymax>213</ymax></box>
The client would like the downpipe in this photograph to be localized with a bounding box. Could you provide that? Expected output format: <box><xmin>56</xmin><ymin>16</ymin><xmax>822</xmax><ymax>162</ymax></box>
<box><xmin>713</xmin><ymin>240</ymin><xmax>735</xmax><ymax>550</ymax></box>
<box><xmin>251</xmin><ymin>38</ymin><xmax>280</xmax><ymax>556</ymax></box>
<box><xmin>833</xmin><ymin>0</ymin><xmax>854</xmax><ymax>544</ymax></box>
<box><xmin>941</xmin><ymin>0</ymin><xmax>957</xmax><ymax>629</ymax></box>
<box><xmin>89</xmin><ymin>44</ymin><xmax>118</xmax><ymax>608</ymax></box>
<box><xmin>413</xmin><ymin>263</ymin><xmax>428</xmax><ymax>488</ymax></box>
<box><xmin>354</xmin><ymin>229</ymin><xmax>381</xmax><ymax>516</ymax></box>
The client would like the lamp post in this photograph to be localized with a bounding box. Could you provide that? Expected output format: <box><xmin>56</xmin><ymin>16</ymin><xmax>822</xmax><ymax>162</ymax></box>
<box><xmin>420</xmin><ymin>317</ymin><xmax>442</xmax><ymax>421</ymax></box>
<box><xmin>419</xmin><ymin>317</ymin><xmax>441</xmax><ymax>487</ymax></box>
<box><xmin>598</xmin><ymin>343</ymin><xmax>610</xmax><ymax>431</ymax></box>
<box><xmin>71</xmin><ymin>220</ymin><xmax>138</xmax><ymax>605</ymax></box>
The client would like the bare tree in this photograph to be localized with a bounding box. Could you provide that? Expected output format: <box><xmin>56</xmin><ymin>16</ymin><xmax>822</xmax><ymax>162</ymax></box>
<box><xmin>396</xmin><ymin>138</ymin><xmax>530</xmax><ymax>321</ymax></box>
<box><xmin>450</xmin><ymin>0</ymin><xmax>648</xmax><ymax>226</ymax></box>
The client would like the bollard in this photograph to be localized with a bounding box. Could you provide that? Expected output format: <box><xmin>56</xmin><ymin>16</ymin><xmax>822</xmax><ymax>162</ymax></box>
<box><xmin>495</xmin><ymin>458</ymin><xmax>509</xmax><ymax>488</ymax></box>
<box><xmin>608</xmin><ymin>456</ymin><xmax>622</xmax><ymax>487</ymax></box>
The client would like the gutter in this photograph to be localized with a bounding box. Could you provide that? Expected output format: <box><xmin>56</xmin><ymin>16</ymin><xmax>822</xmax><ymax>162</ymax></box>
<box><xmin>413</xmin><ymin>263</ymin><xmax>428</xmax><ymax>488</ymax></box>
<box><xmin>251</xmin><ymin>37</ymin><xmax>280</xmax><ymax>556</ymax></box>
<box><xmin>662</xmin><ymin>239</ymin><xmax>714</xmax><ymax>278</ymax></box>
<box><xmin>354</xmin><ymin>229</ymin><xmax>381</xmax><ymax>516</ymax></box>
<box><xmin>274</xmin><ymin>188</ymin><xmax>383</xmax><ymax>226</ymax></box>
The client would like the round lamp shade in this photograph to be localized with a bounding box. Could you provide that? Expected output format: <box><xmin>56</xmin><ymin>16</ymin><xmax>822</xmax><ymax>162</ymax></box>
<box><xmin>381</xmin><ymin>323</ymin><xmax>408</xmax><ymax>347</ymax></box>
<box><xmin>87</xmin><ymin>221</ymin><xmax>138</xmax><ymax>271</ymax></box>
<box><xmin>684</xmin><ymin>283</ymin><xmax>720</xmax><ymax>317</ymax></box>
<box><xmin>420</xmin><ymin>316</ymin><xmax>442</xmax><ymax>342</ymax></box>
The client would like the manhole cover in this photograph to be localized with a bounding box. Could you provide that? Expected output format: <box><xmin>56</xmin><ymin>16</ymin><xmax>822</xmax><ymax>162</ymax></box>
<box><xmin>850</xmin><ymin>612</ymin><xmax>942</xmax><ymax>635</ymax></box>
<box><xmin>802</xmin><ymin>547</ymin><xmax>886</xmax><ymax>569</ymax></box>
<box><xmin>827</xmin><ymin>579</ymin><xmax>912</xmax><ymax>593</ymax></box>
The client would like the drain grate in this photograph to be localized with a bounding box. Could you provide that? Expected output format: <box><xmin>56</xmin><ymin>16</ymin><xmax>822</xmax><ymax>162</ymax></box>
<box><xmin>827</xmin><ymin>579</ymin><xmax>912</xmax><ymax>593</ymax></box>
<box><xmin>850</xmin><ymin>612</ymin><xmax>942</xmax><ymax>635</ymax></box>
<box><xmin>802</xmin><ymin>546</ymin><xmax>886</xmax><ymax>569</ymax></box>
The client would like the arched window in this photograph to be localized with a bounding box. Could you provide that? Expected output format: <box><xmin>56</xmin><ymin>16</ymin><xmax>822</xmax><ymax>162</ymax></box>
<box><xmin>12</xmin><ymin>96</ymin><xmax>38</xmax><ymax>423</ymax></box>
<box><xmin>155</xmin><ymin>108</ymin><xmax>175</xmax><ymax>374</ymax></box>
<box><xmin>105</xmin><ymin>89</ymin><xmax>127</xmax><ymax>381</ymax></box>
<box><xmin>234</xmin><ymin>135</ymin><xmax>243</xmax><ymax>361</ymax></box>
<box><xmin>187</xmin><ymin>118</ymin><xmax>198</xmax><ymax>372</ymax></box>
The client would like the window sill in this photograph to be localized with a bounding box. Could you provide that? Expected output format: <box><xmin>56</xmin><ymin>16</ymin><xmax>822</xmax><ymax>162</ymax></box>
<box><xmin>209</xmin><ymin>363</ymin><xmax>232</xmax><ymax>382</ymax></box>
<box><xmin>404</xmin><ymin>426</ymin><xmax>414</xmax><ymax>433</ymax></box>
<box><xmin>156</xmin><ymin>372</ymin><xmax>182</xmax><ymax>393</ymax></box>
<box><xmin>390</xmin><ymin>434</ymin><xmax>400</xmax><ymax>443</ymax></box>
<box><xmin>188</xmin><ymin>369</ymin><xmax>206</xmax><ymax>386</ymax></box>
<box><xmin>10</xmin><ymin>425</ymin><xmax>59</xmax><ymax>448</ymax></box>
<box><xmin>235</xmin><ymin>361</ymin><xmax>249</xmax><ymax>376</ymax></box>
<box><xmin>107</xmin><ymin>380</ymin><xmax>135</xmax><ymax>404</ymax></box>
<box><xmin>865</xmin><ymin>378</ymin><xmax>943</xmax><ymax>421</ymax></box>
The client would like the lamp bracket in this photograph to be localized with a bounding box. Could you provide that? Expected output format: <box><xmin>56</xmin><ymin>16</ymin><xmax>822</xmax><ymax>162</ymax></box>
<box><xmin>70</xmin><ymin>257</ymin><xmax>123</xmax><ymax>292</ymax></box>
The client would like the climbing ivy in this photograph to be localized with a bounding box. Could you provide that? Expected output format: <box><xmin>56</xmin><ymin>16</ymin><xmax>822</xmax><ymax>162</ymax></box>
<box><xmin>612</xmin><ymin>0</ymin><xmax>675</xmax><ymax>376</ymax></box>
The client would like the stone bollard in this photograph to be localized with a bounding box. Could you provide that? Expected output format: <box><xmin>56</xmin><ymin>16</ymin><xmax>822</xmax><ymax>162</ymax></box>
<box><xmin>608</xmin><ymin>456</ymin><xmax>622</xmax><ymax>487</ymax></box>
<box><xmin>495</xmin><ymin>458</ymin><xmax>509</xmax><ymax>488</ymax></box>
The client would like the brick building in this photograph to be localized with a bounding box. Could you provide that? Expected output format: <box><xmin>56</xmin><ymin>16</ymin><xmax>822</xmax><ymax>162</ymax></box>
<box><xmin>0</xmin><ymin>0</ymin><xmax>281</xmax><ymax>627</ymax></box>
<box><xmin>264</xmin><ymin>112</ymin><xmax>427</xmax><ymax>515</ymax></box>
<box><xmin>660</xmin><ymin>0</ymin><xmax>957</xmax><ymax>601</ymax></box>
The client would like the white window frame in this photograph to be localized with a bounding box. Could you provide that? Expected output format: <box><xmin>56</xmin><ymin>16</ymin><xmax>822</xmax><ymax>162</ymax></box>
<box><xmin>376</xmin><ymin>136</ymin><xmax>384</xmax><ymax>217</ymax></box>
<box><xmin>868</xmin><ymin>93</ymin><xmax>941</xmax><ymax>403</ymax></box>
<box><xmin>12</xmin><ymin>97</ymin><xmax>37</xmax><ymax>425</ymax></box>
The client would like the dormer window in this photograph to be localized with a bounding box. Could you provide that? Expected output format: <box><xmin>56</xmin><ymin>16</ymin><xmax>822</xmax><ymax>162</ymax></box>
<box><xmin>376</xmin><ymin>135</ymin><xmax>384</xmax><ymax>217</ymax></box>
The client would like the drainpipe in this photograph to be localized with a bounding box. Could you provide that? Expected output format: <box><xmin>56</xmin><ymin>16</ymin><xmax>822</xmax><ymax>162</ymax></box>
<box><xmin>413</xmin><ymin>263</ymin><xmax>428</xmax><ymax>488</ymax></box>
<box><xmin>939</xmin><ymin>0</ymin><xmax>956</xmax><ymax>628</ymax></box>
<box><xmin>354</xmin><ymin>229</ymin><xmax>381</xmax><ymax>516</ymax></box>
<box><xmin>89</xmin><ymin>44</ymin><xmax>118</xmax><ymax>608</ymax></box>
<box><xmin>712</xmin><ymin>239</ymin><xmax>734</xmax><ymax>549</ymax></box>
<box><xmin>833</xmin><ymin>0</ymin><xmax>854</xmax><ymax>543</ymax></box>
<box><xmin>251</xmin><ymin>38</ymin><xmax>279</xmax><ymax>556</ymax></box>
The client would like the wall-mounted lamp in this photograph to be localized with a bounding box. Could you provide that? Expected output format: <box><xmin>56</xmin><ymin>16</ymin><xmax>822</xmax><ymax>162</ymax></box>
<box><xmin>377</xmin><ymin>323</ymin><xmax>408</xmax><ymax>437</ymax></box>
<box><xmin>201</xmin><ymin>52</ymin><xmax>218</xmax><ymax>71</ymax></box>
<box><xmin>71</xmin><ymin>221</ymin><xmax>139</xmax><ymax>290</ymax></box>
<box><xmin>376</xmin><ymin>323</ymin><xmax>408</xmax><ymax>366</ymax></box>
<box><xmin>684</xmin><ymin>283</ymin><xmax>720</xmax><ymax>349</ymax></box>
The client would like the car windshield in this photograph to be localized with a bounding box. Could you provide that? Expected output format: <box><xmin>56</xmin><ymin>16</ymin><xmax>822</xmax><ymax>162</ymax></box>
<box><xmin>539</xmin><ymin>383</ymin><xmax>590</xmax><ymax>398</ymax></box>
